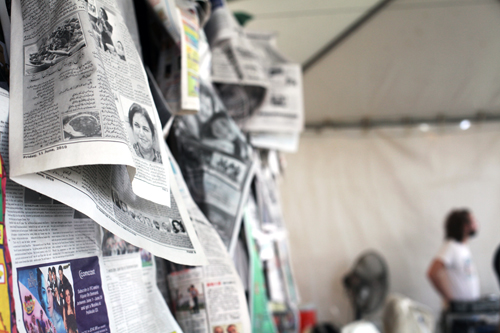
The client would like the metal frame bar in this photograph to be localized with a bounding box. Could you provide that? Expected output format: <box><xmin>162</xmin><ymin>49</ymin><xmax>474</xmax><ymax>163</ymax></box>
<box><xmin>302</xmin><ymin>0</ymin><xmax>396</xmax><ymax>72</ymax></box>
<box><xmin>305</xmin><ymin>113</ymin><xmax>500</xmax><ymax>130</ymax></box>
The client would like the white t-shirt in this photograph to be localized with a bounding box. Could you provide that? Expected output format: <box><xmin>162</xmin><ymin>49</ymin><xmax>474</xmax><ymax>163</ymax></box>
<box><xmin>436</xmin><ymin>240</ymin><xmax>480</xmax><ymax>301</ymax></box>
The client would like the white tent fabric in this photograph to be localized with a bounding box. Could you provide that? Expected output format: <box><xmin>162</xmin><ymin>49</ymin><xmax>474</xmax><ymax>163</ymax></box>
<box><xmin>304</xmin><ymin>0</ymin><xmax>500</xmax><ymax>123</ymax></box>
<box><xmin>280</xmin><ymin>124</ymin><xmax>500</xmax><ymax>325</ymax></box>
<box><xmin>227</xmin><ymin>0</ymin><xmax>382</xmax><ymax>64</ymax></box>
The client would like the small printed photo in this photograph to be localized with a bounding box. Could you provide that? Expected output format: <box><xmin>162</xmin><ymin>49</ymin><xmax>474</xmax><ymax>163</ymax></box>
<box><xmin>24</xmin><ymin>188</ymin><xmax>54</xmax><ymax>205</ymax></box>
<box><xmin>121</xmin><ymin>95</ymin><xmax>163</xmax><ymax>164</ymax></box>
<box><xmin>171</xmin><ymin>282</ymin><xmax>205</xmax><ymax>314</ymax></box>
<box><xmin>212</xmin><ymin>324</ymin><xmax>242</xmax><ymax>333</ymax></box>
<box><xmin>171</xmin><ymin>220</ymin><xmax>186</xmax><ymax>234</ymax></box>
<box><xmin>18</xmin><ymin>263</ymin><xmax>78</xmax><ymax>333</ymax></box>
<box><xmin>102</xmin><ymin>229</ymin><xmax>139</xmax><ymax>257</ymax></box>
<box><xmin>88</xmin><ymin>6</ymin><xmax>126</xmax><ymax>61</ymax></box>
<box><xmin>85</xmin><ymin>0</ymin><xmax>97</xmax><ymax>16</ymax></box>
<box><xmin>210</xmin><ymin>152</ymin><xmax>246</xmax><ymax>184</ymax></box>
<box><xmin>24</xmin><ymin>14</ymin><xmax>86</xmax><ymax>75</ymax></box>
<box><xmin>270</xmin><ymin>94</ymin><xmax>286</xmax><ymax>107</ymax></box>
<box><xmin>140</xmin><ymin>249</ymin><xmax>152</xmax><ymax>267</ymax></box>
<box><xmin>63</xmin><ymin>111</ymin><xmax>102</xmax><ymax>140</ymax></box>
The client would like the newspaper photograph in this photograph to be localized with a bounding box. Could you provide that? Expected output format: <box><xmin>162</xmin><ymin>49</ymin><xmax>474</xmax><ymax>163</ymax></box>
<box><xmin>0</xmin><ymin>89</ymin><xmax>207</xmax><ymax>267</ymax></box>
<box><xmin>170</xmin><ymin>78</ymin><xmax>255</xmax><ymax>253</ymax></box>
<box><xmin>162</xmin><ymin>153</ymin><xmax>252</xmax><ymax>333</ymax></box>
<box><xmin>9</xmin><ymin>0</ymin><xmax>173</xmax><ymax>206</ymax></box>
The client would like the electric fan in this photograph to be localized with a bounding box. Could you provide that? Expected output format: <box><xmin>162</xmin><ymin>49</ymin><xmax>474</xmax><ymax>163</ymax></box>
<box><xmin>343</xmin><ymin>251</ymin><xmax>389</xmax><ymax>320</ymax></box>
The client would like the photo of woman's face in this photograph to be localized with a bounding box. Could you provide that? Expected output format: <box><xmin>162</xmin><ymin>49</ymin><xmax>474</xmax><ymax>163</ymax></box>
<box><xmin>133</xmin><ymin>113</ymin><xmax>153</xmax><ymax>152</ymax></box>
<box><xmin>211</xmin><ymin>117</ymin><xmax>236</xmax><ymax>141</ymax></box>
<box><xmin>65</xmin><ymin>289</ymin><xmax>71</xmax><ymax>304</ymax></box>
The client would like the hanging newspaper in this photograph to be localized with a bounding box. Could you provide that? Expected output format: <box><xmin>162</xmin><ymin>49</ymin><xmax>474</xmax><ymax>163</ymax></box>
<box><xmin>144</xmin><ymin>0</ymin><xmax>200</xmax><ymax>114</ymax></box>
<box><xmin>160</xmin><ymin>153</ymin><xmax>252</xmax><ymax>333</ymax></box>
<box><xmin>204</xmin><ymin>0</ymin><xmax>268</xmax><ymax>124</ymax></box>
<box><xmin>9</xmin><ymin>0</ymin><xmax>174</xmax><ymax>206</ymax></box>
<box><xmin>243</xmin><ymin>196</ymin><xmax>277</xmax><ymax>333</ymax></box>
<box><xmin>170</xmin><ymin>78</ymin><xmax>255</xmax><ymax>254</ymax></box>
<box><xmin>242</xmin><ymin>31</ymin><xmax>304</xmax><ymax>135</ymax></box>
<box><xmin>5</xmin><ymin>182</ymin><xmax>184</xmax><ymax>333</ymax></box>
<box><xmin>2</xmin><ymin>71</ymin><xmax>206</xmax><ymax>267</ymax></box>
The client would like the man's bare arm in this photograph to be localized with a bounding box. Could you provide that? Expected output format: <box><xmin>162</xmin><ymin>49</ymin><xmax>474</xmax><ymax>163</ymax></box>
<box><xmin>427</xmin><ymin>259</ymin><xmax>453</xmax><ymax>302</ymax></box>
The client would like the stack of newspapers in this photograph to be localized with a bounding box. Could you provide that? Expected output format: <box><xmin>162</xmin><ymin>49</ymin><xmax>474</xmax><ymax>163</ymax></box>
<box><xmin>0</xmin><ymin>0</ymin><xmax>303</xmax><ymax>332</ymax></box>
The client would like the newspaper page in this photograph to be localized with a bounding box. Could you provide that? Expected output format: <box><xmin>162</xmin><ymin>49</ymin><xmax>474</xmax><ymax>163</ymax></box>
<box><xmin>163</xmin><ymin>153</ymin><xmax>251</xmax><ymax>333</ymax></box>
<box><xmin>204</xmin><ymin>0</ymin><xmax>268</xmax><ymax>124</ymax></box>
<box><xmin>0</xmin><ymin>91</ymin><xmax>206</xmax><ymax>267</ymax></box>
<box><xmin>242</xmin><ymin>32</ymin><xmax>304</xmax><ymax>135</ymax></box>
<box><xmin>5</xmin><ymin>179</ymin><xmax>185</xmax><ymax>333</ymax></box>
<box><xmin>144</xmin><ymin>0</ymin><xmax>200</xmax><ymax>114</ymax></box>
<box><xmin>170</xmin><ymin>78</ymin><xmax>255</xmax><ymax>253</ymax></box>
<box><xmin>9</xmin><ymin>0</ymin><xmax>173</xmax><ymax>206</ymax></box>
<box><xmin>100</xmin><ymin>229</ymin><xmax>183</xmax><ymax>333</ymax></box>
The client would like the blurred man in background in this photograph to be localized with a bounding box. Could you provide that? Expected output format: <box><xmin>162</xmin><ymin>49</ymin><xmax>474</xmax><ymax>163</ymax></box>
<box><xmin>427</xmin><ymin>209</ymin><xmax>480</xmax><ymax>304</ymax></box>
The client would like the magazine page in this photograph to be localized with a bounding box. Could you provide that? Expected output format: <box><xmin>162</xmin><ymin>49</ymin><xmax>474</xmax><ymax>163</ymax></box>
<box><xmin>9</xmin><ymin>0</ymin><xmax>172</xmax><ymax>206</ymax></box>
<box><xmin>163</xmin><ymin>153</ymin><xmax>252</xmax><ymax>333</ymax></box>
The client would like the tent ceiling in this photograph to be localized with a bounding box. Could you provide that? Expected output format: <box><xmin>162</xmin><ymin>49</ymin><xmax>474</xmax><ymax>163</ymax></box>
<box><xmin>303</xmin><ymin>0</ymin><xmax>500</xmax><ymax>124</ymax></box>
<box><xmin>227</xmin><ymin>0</ymin><xmax>384</xmax><ymax>64</ymax></box>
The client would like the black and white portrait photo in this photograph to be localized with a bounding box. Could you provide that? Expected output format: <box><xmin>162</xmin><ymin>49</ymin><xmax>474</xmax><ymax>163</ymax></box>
<box><xmin>120</xmin><ymin>95</ymin><xmax>163</xmax><ymax>164</ymax></box>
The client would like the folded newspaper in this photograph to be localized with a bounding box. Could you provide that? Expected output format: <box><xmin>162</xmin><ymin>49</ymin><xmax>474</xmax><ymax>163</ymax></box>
<box><xmin>241</xmin><ymin>31</ymin><xmax>304</xmax><ymax>135</ymax></box>
<box><xmin>204</xmin><ymin>0</ymin><xmax>268</xmax><ymax>124</ymax></box>
<box><xmin>10</xmin><ymin>0</ymin><xmax>173</xmax><ymax>205</ymax></box>
<box><xmin>169</xmin><ymin>78</ymin><xmax>255</xmax><ymax>254</ymax></box>
<box><xmin>170</xmin><ymin>28</ymin><xmax>255</xmax><ymax>255</ymax></box>
<box><xmin>143</xmin><ymin>0</ymin><xmax>201</xmax><ymax>114</ymax></box>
